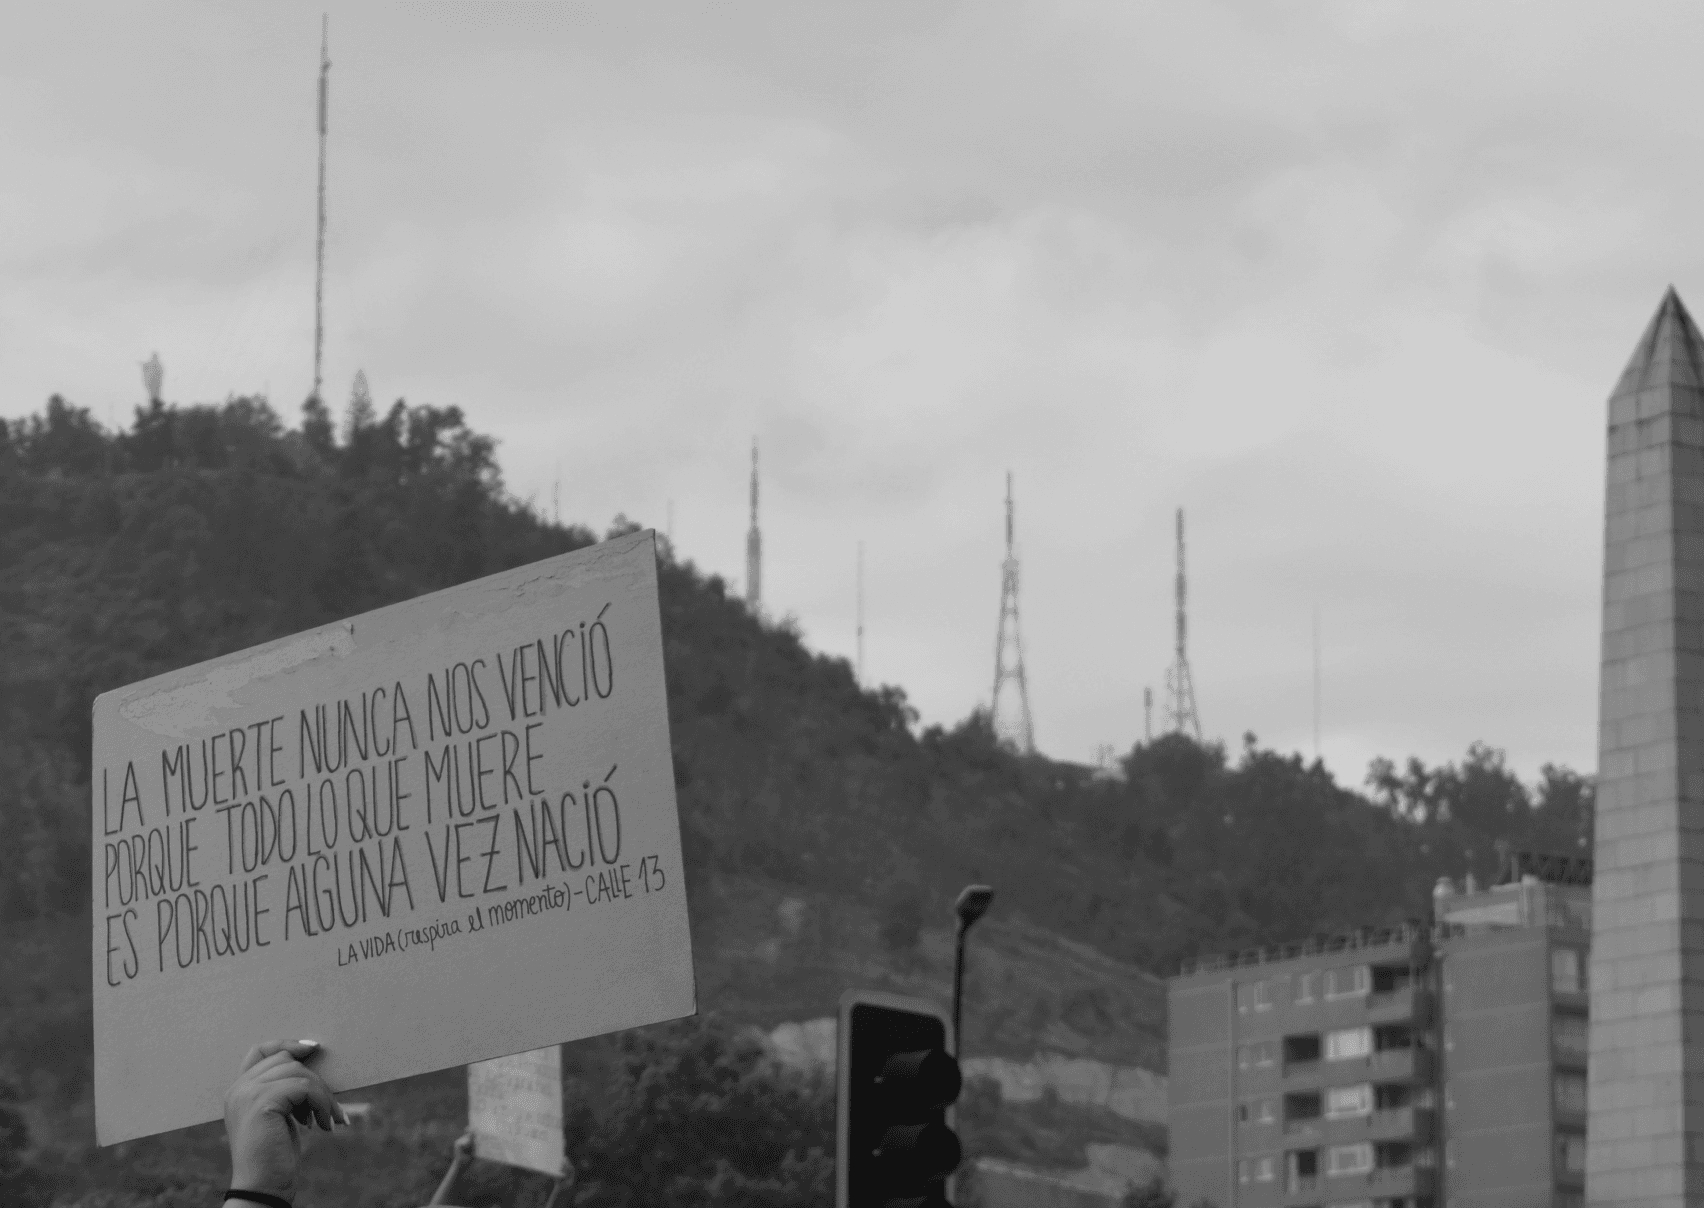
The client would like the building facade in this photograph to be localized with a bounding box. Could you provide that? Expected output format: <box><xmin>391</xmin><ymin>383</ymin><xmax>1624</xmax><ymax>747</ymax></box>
<box><xmin>1168</xmin><ymin>866</ymin><xmax>1591</xmax><ymax>1208</ymax></box>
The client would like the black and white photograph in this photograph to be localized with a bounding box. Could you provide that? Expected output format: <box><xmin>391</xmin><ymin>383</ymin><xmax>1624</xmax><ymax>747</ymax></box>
<box><xmin>2</xmin><ymin>4</ymin><xmax>1699</xmax><ymax>1207</ymax></box>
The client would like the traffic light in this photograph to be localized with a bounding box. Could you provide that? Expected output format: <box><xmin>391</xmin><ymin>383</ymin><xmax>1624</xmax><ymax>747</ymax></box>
<box><xmin>836</xmin><ymin>989</ymin><xmax>963</xmax><ymax>1208</ymax></box>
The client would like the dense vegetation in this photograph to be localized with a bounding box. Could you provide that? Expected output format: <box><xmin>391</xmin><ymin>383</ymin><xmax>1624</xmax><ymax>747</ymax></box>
<box><xmin>0</xmin><ymin>392</ymin><xmax>1595</xmax><ymax>1205</ymax></box>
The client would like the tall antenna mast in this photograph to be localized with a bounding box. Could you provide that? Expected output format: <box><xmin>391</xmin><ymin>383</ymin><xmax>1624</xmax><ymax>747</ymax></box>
<box><xmin>991</xmin><ymin>471</ymin><xmax>1036</xmax><ymax>753</ymax></box>
<box><xmin>1312</xmin><ymin>606</ymin><xmax>1321</xmax><ymax>760</ymax></box>
<box><xmin>1165</xmin><ymin>507</ymin><xmax>1202</xmax><ymax>739</ymax></box>
<box><xmin>856</xmin><ymin>541</ymin><xmax>865</xmax><ymax>685</ymax></box>
<box><xmin>745</xmin><ymin>439</ymin><xmax>762</xmax><ymax>611</ymax></box>
<box><xmin>552</xmin><ymin>464</ymin><xmax>561</xmax><ymax>527</ymax></box>
<box><xmin>312</xmin><ymin>14</ymin><xmax>330</xmax><ymax>404</ymax></box>
<box><xmin>1144</xmin><ymin>686</ymin><xmax>1153</xmax><ymax>743</ymax></box>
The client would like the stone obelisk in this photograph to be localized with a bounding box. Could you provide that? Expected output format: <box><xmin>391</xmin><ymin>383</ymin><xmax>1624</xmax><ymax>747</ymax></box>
<box><xmin>1590</xmin><ymin>287</ymin><xmax>1704</xmax><ymax>1207</ymax></box>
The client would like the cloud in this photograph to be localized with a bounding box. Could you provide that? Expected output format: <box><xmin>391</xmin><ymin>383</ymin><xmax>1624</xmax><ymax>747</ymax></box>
<box><xmin>6</xmin><ymin>0</ymin><xmax>1702</xmax><ymax>784</ymax></box>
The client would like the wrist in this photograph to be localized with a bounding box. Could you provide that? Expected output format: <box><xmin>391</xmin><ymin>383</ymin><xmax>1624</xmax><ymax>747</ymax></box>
<box><xmin>225</xmin><ymin>1192</ymin><xmax>295</xmax><ymax>1208</ymax></box>
<box><xmin>227</xmin><ymin>1170</ymin><xmax>296</xmax><ymax>1204</ymax></box>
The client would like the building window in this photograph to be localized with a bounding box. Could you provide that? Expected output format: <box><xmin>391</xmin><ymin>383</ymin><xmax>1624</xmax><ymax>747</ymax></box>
<box><xmin>1285</xmin><ymin>1034</ymin><xmax>1323</xmax><ymax>1066</ymax></box>
<box><xmin>1255</xmin><ymin>1155</ymin><xmax>1276</xmax><ymax>1182</ymax></box>
<box><xmin>1375</xmin><ymin>1084</ymin><xmax>1412</xmax><ymax>1111</ymax></box>
<box><xmin>1371</xmin><ymin>963</ymin><xmax>1412</xmax><ymax>994</ymax></box>
<box><xmin>1326</xmin><ymin>1142</ymin><xmax>1373</xmax><ymax>1176</ymax></box>
<box><xmin>1236</xmin><ymin>979</ymin><xmax>1284</xmax><ymax>1013</ymax></box>
<box><xmin>1326</xmin><ymin>1083</ymin><xmax>1373</xmax><ymax>1119</ymax></box>
<box><xmin>1237</xmin><ymin>1042</ymin><xmax>1276</xmax><ymax>1069</ymax></box>
<box><xmin>1374</xmin><ymin>1023</ymin><xmax>1415</xmax><ymax>1052</ymax></box>
<box><xmin>1552</xmin><ymin>948</ymin><xmax>1585</xmax><ymax>995</ymax></box>
<box><xmin>1326</xmin><ymin>965</ymin><xmax>1371</xmax><ymax>999</ymax></box>
<box><xmin>1554</xmin><ymin>1012</ymin><xmax>1588</xmax><ymax>1060</ymax></box>
<box><xmin>1237</xmin><ymin>981</ymin><xmax>1260</xmax><ymax>1013</ymax></box>
<box><xmin>1557</xmin><ymin>1132</ymin><xmax>1586</xmax><ymax>1174</ymax></box>
<box><xmin>1326</xmin><ymin>1026</ymin><xmax>1373</xmax><ymax>1061</ymax></box>
<box><xmin>1238</xmin><ymin>1158</ymin><xmax>1251</xmax><ymax>1184</ymax></box>
<box><xmin>1555</xmin><ymin>1072</ymin><xmax>1588</xmax><ymax>1114</ymax></box>
<box><xmin>1374</xmin><ymin>1140</ymin><xmax>1414</xmax><ymax>1171</ymax></box>
<box><xmin>1239</xmin><ymin>1098</ymin><xmax>1277</xmax><ymax>1125</ymax></box>
<box><xmin>1296</xmin><ymin>971</ymin><xmax>1318</xmax><ymax>1002</ymax></box>
<box><xmin>1288</xmin><ymin>1148</ymin><xmax>1320</xmax><ymax>1191</ymax></box>
<box><xmin>1287</xmin><ymin>1091</ymin><xmax>1323</xmax><ymax>1123</ymax></box>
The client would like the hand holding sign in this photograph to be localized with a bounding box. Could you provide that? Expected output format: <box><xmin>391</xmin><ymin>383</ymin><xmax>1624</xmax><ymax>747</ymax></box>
<box><xmin>223</xmin><ymin>1039</ymin><xmax>345</xmax><ymax>1206</ymax></box>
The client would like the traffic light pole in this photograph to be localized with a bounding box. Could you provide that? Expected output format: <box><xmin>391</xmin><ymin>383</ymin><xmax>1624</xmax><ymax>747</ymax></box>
<box><xmin>952</xmin><ymin>933</ymin><xmax>967</xmax><ymax>1060</ymax></box>
<box><xmin>951</xmin><ymin>886</ymin><xmax>993</xmax><ymax>1060</ymax></box>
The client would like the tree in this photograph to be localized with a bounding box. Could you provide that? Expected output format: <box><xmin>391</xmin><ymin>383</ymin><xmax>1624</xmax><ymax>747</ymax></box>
<box><xmin>1531</xmin><ymin>763</ymin><xmax>1594</xmax><ymax>851</ymax></box>
<box><xmin>12</xmin><ymin>395</ymin><xmax>109</xmax><ymax>474</ymax></box>
<box><xmin>1121</xmin><ymin>1176</ymin><xmax>1175</xmax><ymax>1208</ymax></box>
<box><xmin>0</xmin><ymin>1079</ymin><xmax>53</xmax><ymax>1208</ymax></box>
<box><xmin>300</xmin><ymin>393</ymin><xmax>334</xmax><ymax>454</ymax></box>
<box><xmin>877</xmin><ymin>886</ymin><xmax>924</xmax><ymax>953</ymax></box>
<box><xmin>566</xmin><ymin>1014</ymin><xmax>833</xmax><ymax>1208</ymax></box>
<box><xmin>345</xmin><ymin>369</ymin><xmax>375</xmax><ymax>440</ymax></box>
<box><xmin>1366</xmin><ymin>755</ymin><xmax>1443</xmax><ymax>825</ymax></box>
<box><xmin>1436</xmin><ymin>742</ymin><xmax>1529</xmax><ymax>838</ymax></box>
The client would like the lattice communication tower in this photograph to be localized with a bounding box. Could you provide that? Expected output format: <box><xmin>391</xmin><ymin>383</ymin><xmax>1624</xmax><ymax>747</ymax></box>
<box><xmin>991</xmin><ymin>472</ymin><xmax>1036</xmax><ymax>753</ymax></box>
<box><xmin>1165</xmin><ymin>507</ymin><xmax>1202</xmax><ymax>740</ymax></box>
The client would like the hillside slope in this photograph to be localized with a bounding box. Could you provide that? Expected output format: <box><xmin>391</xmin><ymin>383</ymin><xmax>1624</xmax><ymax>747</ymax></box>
<box><xmin>0</xmin><ymin>394</ymin><xmax>1598</xmax><ymax>1203</ymax></box>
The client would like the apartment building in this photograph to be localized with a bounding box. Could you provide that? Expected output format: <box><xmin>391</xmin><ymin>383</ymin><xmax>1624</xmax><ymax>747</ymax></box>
<box><xmin>1167</xmin><ymin>855</ymin><xmax>1591</xmax><ymax>1208</ymax></box>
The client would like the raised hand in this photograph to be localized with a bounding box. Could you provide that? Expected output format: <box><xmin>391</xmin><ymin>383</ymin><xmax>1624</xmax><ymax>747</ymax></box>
<box><xmin>223</xmin><ymin>1039</ymin><xmax>346</xmax><ymax>1206</ymax></box>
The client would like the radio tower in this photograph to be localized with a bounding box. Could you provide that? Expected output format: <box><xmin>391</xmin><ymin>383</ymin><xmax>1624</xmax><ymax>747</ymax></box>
<box><xmin>856</xmin><ymin>540</ymin><xmax>865</xmax><ymax>685</ymax></box>
<box><xmin>311</xmin><ymin>14</ymin><xmax>330</xmax><ymax>405</ymax></box>
<box><xmin>1166</xmin><ymin>507</ymin><xmax>1202</xmax><ymax>739</ymax></box>
<box><xmin>745</xmin><ymin>439</ymin><xmax>762</xmax><ymax>611</ymax></box>
<box><xmin>991</xmin><ymin>472</ymin><xmax>1036</xmax><ymax>753</ymax></box>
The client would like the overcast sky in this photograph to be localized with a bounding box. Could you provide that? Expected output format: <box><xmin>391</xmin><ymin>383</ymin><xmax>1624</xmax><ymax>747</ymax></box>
<box><xmin>7</xmin><ymin>1</ymin><xmax>1700</xmax><ymax>787</ymax></box>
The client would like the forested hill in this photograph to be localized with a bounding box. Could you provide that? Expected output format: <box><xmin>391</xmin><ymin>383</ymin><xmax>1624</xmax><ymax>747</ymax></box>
<box><xmin>2</xmin><ymin>391</ymin><xmax>1594</xmax><ymax>1022</ymax></box>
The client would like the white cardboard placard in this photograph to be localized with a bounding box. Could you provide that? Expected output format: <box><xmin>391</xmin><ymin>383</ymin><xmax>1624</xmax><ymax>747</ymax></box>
<box><xmin>468</xmin><ymin>1046</ymin><xmax>565</xmax><ymax>1178</ymax></box>
<box><xmin>91</xmin><ymin>531</ymin><xmax>695</xmax><ymax>1144</ymax></box>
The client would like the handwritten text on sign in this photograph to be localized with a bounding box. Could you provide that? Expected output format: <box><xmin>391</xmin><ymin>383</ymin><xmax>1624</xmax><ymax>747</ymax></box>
<box><xmin>91</xmin><ymin>531</ymin><xmax>695</xmax><ymax>1145</ymax></box>
<box><xmin>469</xmin><ymin>1046</ymin><xmax>566</xmax><ymax>1178</ymax></box>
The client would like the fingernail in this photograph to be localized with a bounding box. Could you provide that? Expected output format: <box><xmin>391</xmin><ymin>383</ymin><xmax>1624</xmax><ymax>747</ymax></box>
<box><xmin>298</xmin><ymin>1039</ymin><xmax>320</xmax><ymax>1048</ymax></box>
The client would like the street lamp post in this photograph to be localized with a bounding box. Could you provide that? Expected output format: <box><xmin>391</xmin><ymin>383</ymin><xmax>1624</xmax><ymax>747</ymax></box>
<box><xmin>952</xmin><ymin>885</ymin><xmax>994</xmax><ymax>1059</ymax></box>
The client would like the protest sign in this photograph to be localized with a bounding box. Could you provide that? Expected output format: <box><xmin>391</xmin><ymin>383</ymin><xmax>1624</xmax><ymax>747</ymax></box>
<box><xmin>91</xmin><ymin>530</ymin><xmax>695</xmax><ymax>1144</ymax></box>
<box><xmin>468</xmin><ymin>1046</ymin><xmax>566</xmax><ymax>1177</ymax></box>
